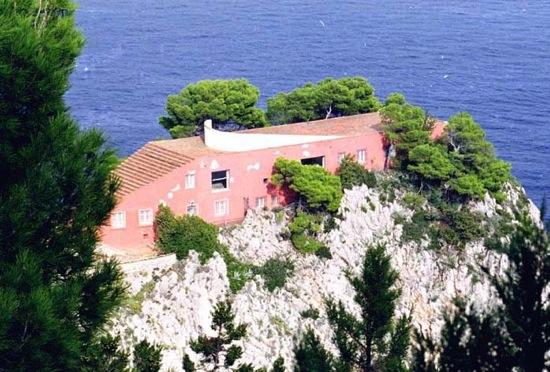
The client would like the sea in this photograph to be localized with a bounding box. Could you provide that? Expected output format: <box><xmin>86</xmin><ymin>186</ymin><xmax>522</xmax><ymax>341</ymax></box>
<box><xmin>67</xmin><ymin>0</ymin><xmax>549</xmax><ymax>208</ymax></box>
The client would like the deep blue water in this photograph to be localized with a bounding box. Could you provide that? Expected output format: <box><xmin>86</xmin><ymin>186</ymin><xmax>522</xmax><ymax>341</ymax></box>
<box><xmin>67</xmin><ymin>0</ymin><xmax>550</xmax><ymax>207</ymax></box>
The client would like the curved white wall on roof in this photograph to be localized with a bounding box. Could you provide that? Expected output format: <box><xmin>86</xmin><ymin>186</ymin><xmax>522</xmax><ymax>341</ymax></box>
<box><xmin>203</xmin><ymin>120</ymin><xmax>342</xmax><ymax>152</ymax></box>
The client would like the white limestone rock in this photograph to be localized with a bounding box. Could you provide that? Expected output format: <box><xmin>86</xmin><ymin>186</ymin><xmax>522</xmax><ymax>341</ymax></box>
<box><xmin>111</xmin><ymin>183</ymin><xmax>535</xmax><ymax>371</ymax></box>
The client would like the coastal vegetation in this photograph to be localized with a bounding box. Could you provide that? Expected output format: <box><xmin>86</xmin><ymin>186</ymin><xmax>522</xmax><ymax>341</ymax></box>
<box><xmin>414</xmin><ymin>211</ymin><xmax>550</xmax><ymax>371</ymax></box>
<box><xmin>2</xmin><ymin>0</ymin><xmax>547</xmax><ymax>370</ymax></box>
<box><xmin>183</xmin><ymin>300</ymin><xmax>250</xmax><ymax>371</ymax></box>
<box><xmin>266</xmin><ymin>77</ymin><xmax>381</xmax><ymax>124</ymax></box>
<box><xmin>271</xmin><ymin>157</ymin><xmax>343</xmax><ymax>213</ymax></box>
<box><xmin>297</xmin><ymin>244</ymin><xmax>411</xmax><ymax>372</ymax></box>
<box><xmin>159</xmin><ymin>76</ymin><xmax>381</xmax><ymax>137</ymax></box>
<box><xmin>159</xmin><ymin>79</ymin><xmax>268</xmax><ymax>138</ymax></box>
<box><xmin>0</xmin><ymin>1</ymin><xmax>125</xmax><ymax>369</ymax></box>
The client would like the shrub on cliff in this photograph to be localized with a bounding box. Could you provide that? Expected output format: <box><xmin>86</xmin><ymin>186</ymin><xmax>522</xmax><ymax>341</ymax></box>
<box><xmin>337</xmin><ymin>154</ymin><xmax>377</xmax><ymax>190</ymax></box>
<box><xmin>155</xmin><ymin>205</ymin><xmax>221</xmax><ymax>263</ymax></box>
<box><xmin>253</xmin><ymin>258</ymin><xmax>294</xmax><ymax>292</ymax></box>
<box><xmin>288</xmin><ymin>212</ymin><xmax>327</xmax><ymax>254</ymax></box>
<box><xmin>266</xmin><ymin>76</ymin><xmax>381</xmax><ymax>124</ymax></box>
<box><xmin>272</xmin><ymin>158</ymin><xmax>342</xmax><ymax>212</ymax></box>
<box><xmin>159</xmin><ymin>79</ymin><xmax>267</xmax><ymax>138</ymax></box>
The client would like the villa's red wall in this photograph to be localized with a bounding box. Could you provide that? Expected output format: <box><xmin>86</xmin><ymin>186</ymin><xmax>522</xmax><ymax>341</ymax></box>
<box><xmin>100</xmin><ymin>132</ymin><xmax>386</xmax><ymax>251</ymax></box>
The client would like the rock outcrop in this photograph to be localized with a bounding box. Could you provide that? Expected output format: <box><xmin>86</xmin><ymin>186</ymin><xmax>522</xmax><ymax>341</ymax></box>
<box><xmin>111</xmin><ymin>184</ymin><xmax>537</xmax><ymax>371</ymax></box>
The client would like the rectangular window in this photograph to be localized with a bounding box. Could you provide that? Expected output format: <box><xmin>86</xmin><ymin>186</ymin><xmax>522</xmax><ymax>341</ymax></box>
<box><xmin>185</xmin><ymin>172</ymin><xmax>195</xmax><ymax>189</ymax></box>
<box><xmin>186</xmin><ymin>201</ymin><xmax>197</xmax><ymax>216</ymax></box>
<box><xmin>211</xmin><ymin>170</ymin><xmax>229</xmax><ymax>190</ymax></box>
<box><xmin>338</xmin><ymin>152</ymin><xmax>346</xmax><ymax>163</ymax></box>
<box><xmin>271</xmin><ymin>195</ymin><xmax>279</xmax><ymax>206</ymax></box>
<box><xmin>138</xmin><ymin>209</ymin><xmax>153</xmax><ymax>226</ymax></box>
<box><xmin>111</xmin><ymin>211</ymin><xmax>126</xmax><ymax>229</ymax></box>
<box><xmin>214</xmin><ymin>199</ymin><xmax>229</xmax><ymax>216</ymax></box>
<box><xmin>357</xmin><ymin>149</ymin><xmax>366</xmax><ymax>164</ymax></box>
<box><xmin>301</xmin><ymin>156</ymin><xmax>324</xmax><ymax>167</ymax></box>
<box><xmin>256</xmin><ymin>197</ymin><xmax>266</xmax><ymax>209</ymax></box>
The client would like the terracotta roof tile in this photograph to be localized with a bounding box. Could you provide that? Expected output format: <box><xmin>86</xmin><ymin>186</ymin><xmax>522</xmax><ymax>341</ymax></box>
<box><xmin>115</xmin><ymin>143</ymin><xmax>194</xmax><ymax>197</ymax></box>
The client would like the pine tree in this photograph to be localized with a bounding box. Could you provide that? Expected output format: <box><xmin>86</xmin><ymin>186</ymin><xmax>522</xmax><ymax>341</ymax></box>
<box><xmin>293</xmin><ymin>328</ymin><xmax>334</xmax><ymax>372</ymax></box>
<box><xmin>413</xmin><ymin>211</ymin><xmax>549</xmax><ymax>371</ymax></box>
<box><xmin>133</xmin><ymin>339</ymin><xmax>162</xmax><ymax>372</ymax></box>
<box><xmin>326</xmin><ymin>244</ymin><xmax>411</xmax><ymax>371</ymax></box>
<box><xmin>0</xmin><ymin>0</ymin><xmax>125</xmax><ymax>369</ymax></box>
<box><xmin>183</xmin><ymin>300</ymin><xmax>248</xmax><ymax>371</ymax></box>
<box><xmin>81</xmin><ymin>334</ymin><xmax>130</xmax><ymax>372</ymax></box>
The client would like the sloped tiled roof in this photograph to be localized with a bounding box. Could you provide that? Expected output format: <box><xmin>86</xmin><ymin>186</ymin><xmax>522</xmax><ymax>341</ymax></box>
<box><xmin>115</xmin><ymin>142</ymin><xmax>194</xmax><ymax>197</ymax></box>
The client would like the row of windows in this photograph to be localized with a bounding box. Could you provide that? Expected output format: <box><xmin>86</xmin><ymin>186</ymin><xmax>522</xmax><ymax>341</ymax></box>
<box><xmin>338</xmin><ymin>149</ymin><xmax>366</xmax><ymax>164</ymax></box>
<box><xmin>111</xmin><ymin>195</ymin><xmax>277</xmax><ymax>229</ymax></box>
<box><xmin>182</xmin><ymin>150</ymin><xmax>366</xmax><ymax>193</ymax></box>
<box><xmin>112</xmin><ymin>209</ymin><xmax>153</xmax><ymax>229</ymax></box>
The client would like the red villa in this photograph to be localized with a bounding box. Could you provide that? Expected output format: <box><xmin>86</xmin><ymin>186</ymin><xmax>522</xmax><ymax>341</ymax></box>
<box><xmin>100</xmin><ymin>112</ymin><xmax>444</xmax><ymax>251</ymax></box>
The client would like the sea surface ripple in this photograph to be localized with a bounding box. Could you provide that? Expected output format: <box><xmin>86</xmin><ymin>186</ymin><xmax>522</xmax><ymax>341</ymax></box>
<box><xmin>67</xmin><ymin>0</ymin><xmax>550</xmax><ymax>207</ymax></box>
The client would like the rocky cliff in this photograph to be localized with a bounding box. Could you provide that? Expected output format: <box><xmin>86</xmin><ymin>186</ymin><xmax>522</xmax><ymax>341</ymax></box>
<box><xmin>111</xmin><ymin>183</ymin><xmax>539</xmax><ymax>371</ymax></box>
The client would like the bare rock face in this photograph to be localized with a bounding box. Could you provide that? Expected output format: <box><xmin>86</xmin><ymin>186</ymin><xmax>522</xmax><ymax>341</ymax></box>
<box><xmin>111</xmin><ymin>184</ymin><xmax>536</xmax><ymax>371</ymax></box>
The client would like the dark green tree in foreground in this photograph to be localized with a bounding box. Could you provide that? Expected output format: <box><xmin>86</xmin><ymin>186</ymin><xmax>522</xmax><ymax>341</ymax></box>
<box><xmin>267</xmin><ymin>77</ymin><xmax>381</xmax><ymax>124</ymax></box>
<box><xmin>183</xmin><ymin>300</ymin><xmax>248</xmax><ymax>371</ymax></box>
<box><xmin>133</xmin><ymin>339</ymin><xmax>163</xmax><ymax>372</ymax></box>
<box><xmin>294</xmin><ymin>328</ymin><xmax>335</xmax><ymax>372</ymax></box>
<box><xmin>414</xmin><ymin>211</ymin><xmax>550</xmax><ymax>371</ymax></box>
<box><xmin>81</xmin><ymin>334</ymin><xmax>130</xmax><ymax>372</ymax></box>
<box><xmin>0</xmin><ymin>0</ymin><xmax>125</xmax><ymax>369</ymax></box>
<box><xmin>159</xmin><ymin>79</ymin><xmax>267</xmax><ymax>138</ymax></box>
<box><xmin>326</xmin><ymin>244</ymin><xmax>411</xmax><ymax>371</ymax></box>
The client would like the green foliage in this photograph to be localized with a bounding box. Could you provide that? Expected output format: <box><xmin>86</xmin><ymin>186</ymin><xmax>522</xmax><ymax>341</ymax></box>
<box><xmin>82</xmin><ymin>334</ymin><xmax>130</xmax><ymax>372</ymax></box>
<box><xmin>125</xmin><ymin>281</ymin><xmax>157</xmax><ymax>314</ymax></box>
<box><xmin>381</xmin><ymin>93</ymin><xmax>434</xmax><ymax>168</ymax></box>
<box><xmin>184</xmin><ymin>300</ymin><xmax>248</xmax><ymax>371</ymax></box>
<box><xmin>271</xmin><ymin>356</ymin><xmax>285</xmax><ymax>372</ymax></box>
<box><xmin>314</xmin><ymin>245</ymin><xmax>333</xmax><ymax>259</ymax></box>
<box><xmin>382</xmin><ymin>96</ymin><xmax>511</xmax><ymax>201</ymax></box>
<box><xmin>326</xmin><ymin>244</ymin><xmax>411</xmax><ymax>371</ymax></box>
<box><xmin>445</xmin><ymin>113</ymin><xmax>511</xmax><ymax>198</ymax></box>
<box><xmin>414</xmin><ymin>213</ymin><xmax>550</xmax><ymax>371</ymax></box>
<box><xmin>0</xmin><ymin>1</ymin><xmax>126</xmax><ymax>368</ymax></box>
<box><xmin>300</xmin><ymin>307</ymin><xmax>320</xmax><ymax>320</ymax></box>
<box><xmin>266</xmin><ymin>77</ymin><xmax>380</xmax><ymax>124</ymax></box>
<box><xmin>401</xmin><ymin>193</ymin><xmax>426</xmax><ymax>210</ymax></box>
<box><xmin>337</xmin><ymin>154</ymin><xmax>377</xmax><ymax>190</ymax></box>
<box><xmin>155</xmin><ymin>205</ymin><xmax>221</xmax><ymax>263</ymax></box>
<box><xmin>294</xmin><ymin>329</ymin><xmax>335</xmax><ymax>372</ymax></box>
<box><xmin>401</xmin><ymin>203</ymin><xmax>484</xmax><ymax>249</ymax></box>
<box><xmin>159</xmin><ymin>79</ymin><xmax>267</xmax><ymax>137</ymax></box>
<box><xmin>220</xmin><ymin>246</ymin><xmax>256</xmax><ymax>293</ymax></box>
<box><xmin>155</xmin><ymin>206</ymin><xmax>254</xmax><ymax>292</ymax></box>
<box><xmin>182</xmin><ymin>354</ymin><xmax>195</xmax><ymax>372</ymax></box>
<box><xmin>408</xmin><ymin>144</ymin><xmax>456</xmax><ymax>181</ymax></box>
<box><xmin>253</xmin><ymin>259</ymin><xmax>294</xmax><ymax>292</ymax></box>
<box><xmin>288</xmin><ymin>212</ymin><xmax>327</xmax><ymax>254</ymax></box>
<box><xmin>272</xmin><ymin>158</ymin><xmax>343</xmax><ymax>212</ymax></box>
<box><xmin>133</xmin><ymin>339</ymin><xmax>162</xmax><ymax>372</ymax></box>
